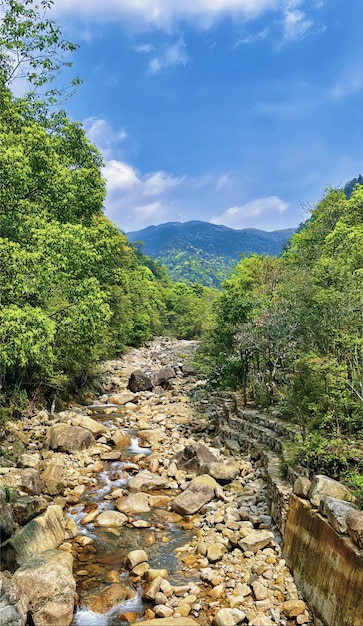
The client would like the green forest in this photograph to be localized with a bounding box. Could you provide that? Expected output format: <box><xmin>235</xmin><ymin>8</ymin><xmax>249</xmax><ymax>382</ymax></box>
<box><xmin>1</xmin><ymin>1</ymin><xmax>362</xmax><ymax>501</ymax></box>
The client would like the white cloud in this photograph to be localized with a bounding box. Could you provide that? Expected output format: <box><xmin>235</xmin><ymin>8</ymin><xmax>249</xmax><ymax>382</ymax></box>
<box><xmin>211</xmin><ymin>196</ymin><xmax>290</xmax><ymax>229</ymax></box>
<box><xmin>330</xmin><ymin>60</ymin><xmax>363</xmax><ymax>101</ymax></box>
<box><xmin>235</xmin><ymin>26</ymin><xmax>270</xmax><ymax>45</ymax></box>
<box><xmin>143</xmin><ymin>171</ymin><xmax>184</xmax><ymax>195</ymax></box>
<box><xmin>281</xmin><ymin>7</ymin><xmax>314</xmax><ymax>42</ymax></box>
<box><xmin>103</xmin><ymin>160</ymin><xmax>140</xmax><ymax>191</ymax></box>
<box><xmin>216</xmin><ymin>173</ymin><xmax>233</xmax><ymax>190</ymax></box>
<box><xmin>83</xmin><ymin>117</ymin><xmax>127</xmax><ymax>159</ymax></box>
<box><xmin>52</xmin><ymin>0</ymin><xmax>282</xmax><ymax>31</ymax></box>
<box><xmin>133</xmin><ymin>43</ymin><xmax>155</xmax><ymax>53</ymax></box>
<box><xmin>149</xmin><ymin>37</ymin><xmax>188</xmax><ymax>74</ymax></box>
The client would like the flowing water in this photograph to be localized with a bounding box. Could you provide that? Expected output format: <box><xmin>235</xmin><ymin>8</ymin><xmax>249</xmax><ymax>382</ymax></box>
<box><xmin>68</xmin><ymin>408</ymin><xmax>197</xmax><ymax>626</ymax></box>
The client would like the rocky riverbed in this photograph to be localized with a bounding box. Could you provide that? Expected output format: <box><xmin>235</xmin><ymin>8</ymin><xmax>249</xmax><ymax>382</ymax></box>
<box><xmin>0</xmin><ymin>337</ymin><xmax>311</xmax><ymax>626</ymax></box>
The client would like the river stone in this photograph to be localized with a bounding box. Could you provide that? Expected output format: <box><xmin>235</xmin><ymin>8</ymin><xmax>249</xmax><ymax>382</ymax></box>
<box><xmin>13</xmin><ymin>549</ymin><xmax>75</xmax><ymax>626</ymax></box>
<box><xmin>12</xmin><ymin>495</ymin><xmax>48</xmax><ymax>526</ymax></box>
<box><xmin>20</xmin><ymin>453</ymin><xmax>41</xmax><ymax>470</ymax></box>
<box><xmin>134</xmin><ymin>617</ymin><xmax>198</xmax><ymax>626</ymax></box>
<box><xmin>172</xmin><ymin>475</ymin><xmax>218</xmax><ymax>515</ymax></box>
<box><xmin>71</xmin><ymin>415</ymin><xmax>109</xmax><ymax>437</ymax></box>
<box><xmin>213</xmin><ymin>608</ymin><xmax>246</xmax><ymax>626</ymax></box>
<box><xmin>0</xmin><ymin>571</ymin><xmax>29</xmax><ymax>626</ymax></box>
<box><xmin>207</xmin><ymin>542</ymin><xmax>227</xmax><ymax>562</ymax></box>
<box><xmin>95</xmin><ymin>511</ymin><xmax>128</xmax><ymax>527</ymax></box>
<box><xmin>154</xmin><ymin>605</ymin><xmax>174</xmax><ymax>618</ymax></box>
<box><xmin>86</xmin><ymin>583</ymin><xmax>135</xmax><ymax>613</ymax></box>
<box><xmin>308</xmin><ymin>475</ymin><xmax>355</xmax><ymax>507</ymax></box>
<box><xmin>252</xmin><ymin>580</ymin><xmax>272</xmax><ymax>600</ymax></box>
<box><xmin>128</xmin><ymin>471</ymin><xmax>170</xmax><ymax>492</ymax></box>
<box><xmin>46</xmin><ymin>424</ymin><xmax>95</xmax><ymax>453</ymax></box>
<box><xmin>202</xmin><ymin>461</ymin><xmax>239</xmax><ymax>484</ymax></box>
<box><xmin>346</xmin><ymin>509</ymin><xmax>363</xmax><ymax>548</ymax></box>
<box><xmin>172</xmin><ymin>444</ymin><xmax>218</xmax><ymax>474</ymax></box>
<box><xmin>0</xmin><ymin>468</ymin><xmax>41</xmax><ymax>496</ymax></box>
<box><xmin>116</xmin><ymin>492</ymin><xmax>150</xmax><ymax>514</ymax></box>
<box><xmin>0</xmin><ymin>485</ymin><xmax>17</xmax><ymax>541</ymax></box>
<box><xmin>125</xmin><ymin>550</ymin><xmax>148</xmax><ymax>570</ymax></box>
<box><xmin>1</xmin><ymin>505</ymin><xmax>65</xmax><ymax>572</ymax></box>
<box><xmin>283</xmin><ymin>599</ymin><xmax>307</xmax><ymax>618</ymax></box>
<box><xmin>128</xmin><ymin>370</ymin><xmax>153</xmax><ymax>393</ymax></box>
<box><xmin>238</xmin><ymin>530</ymin><xmax>274</xmax><ymax>553</ymax></box>
<box><xmin>108</xmin><ymin>392</ymin><xmax>137</xmax><ymax>405</ymax></box>
<box><xmin>153</xmin><ymin>366</ymin><xmax>176</xmax><ymax>387</ymax></box>
<box><xmin>319</xmin><ymin>496</ymin><xmax>356</xmax><ymax>533</ymax></box>
<box><xmin>137</xmin><ymin>429</ymin><xmax>167</xmax><ymax>446</ymax></box>
<box><xmin>249</xmin><ymin>615</ymin><xmax>274</xmax><ymax>626</ymax></box>
<box><xmin>41</xmin><ymin>462</ymin><xmax>65</xmax><ymax>496</ymax></box>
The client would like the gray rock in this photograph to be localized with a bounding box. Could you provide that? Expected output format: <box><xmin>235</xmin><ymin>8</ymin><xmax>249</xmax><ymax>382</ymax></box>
<box><xmin>202</xmin><ymin>461</ymin><xmax>239</xmax><ymax>484</ymax></box>
<box><xmin>13</xmin><ymin>549</ymin><xmax>75</xmax><ymax>626</ymax></box>
<box><xmin>127</xmin><ymin>370</ymin><xmax>153</xmax><ymax>393</ymax></box>
<box><xmin>0</xmin><ymin>468</ymin><xmax>41</xmax><ymax>496</ymax></box>
<box><xmin>0</xmin><ymin>571</ymin><xmax>29</xmax><ymax>626</ymax></box>
<box><xmin>308</xmin><ymin>475</ymin><xmax>355</xmax><ymax>508</ymax></box>
<box><xmin>172</xmin><ymin>443</ymin><xmax>218</xmax><ymax>474</ymax></box>
<box><xmin>153</xmin><ymin>366</ymin><xmax>176</xmax><ymax>387</ymax></box>
<box><xmin>293</xmin><ymin>476</ymin><xmax>311</xmax><ymax>498</ymax></box>
<box><xmin>0</xmin><ymin>486</ymin><xmax>17</xmax><ymax>541</ymax></box>
<box><xmin>41</xmin><ymin>462</ymin><xmax>65</xmax><ymax>496</ymax></box>
<box><xmin>12</xmin><ymin>495</ymin><xmax>48</xmax><ymax>526</ymax></box>
<box><xmin>128</xmin><ymin>472</ymin><xmax>170</xmax><ymax>492</ymax></box>
<box><xmin>346</xmin><ymin>509</ymin><xmax>363</xmax><ymax>549</ymax></box>
<box><xmin>319</xmin><ymin>496</ymin><xmax>356</xmax><ymax>533</ymax></box>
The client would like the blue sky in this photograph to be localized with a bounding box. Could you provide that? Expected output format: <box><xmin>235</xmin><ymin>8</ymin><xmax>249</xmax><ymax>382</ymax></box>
<box><xmin>50</xmin><ymin>0</ymin><xmax>362</xmax><ymax>233</ymax></box>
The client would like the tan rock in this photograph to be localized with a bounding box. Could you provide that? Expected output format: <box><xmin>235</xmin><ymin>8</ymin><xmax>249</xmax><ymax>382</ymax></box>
<box><xmin>213</xmin><ymin>608</ymin><xmax>246</xmax><ymax>626</ymax></box>
<box><xmin>46</xmin><ymin>424</ymin><xmax>95</xmax><ymax>453</ymax></box>
<box><xmin>112</xmin><ymin>429</ymin><xmax>131</xmax><ymax>447</ymax></box>
<box><xmin>116</xmin><ymin>492</ymin><xmax>150</xmax><ymax>514</ymax></box>
<box><xmin>13</xmin><ymin>549</ymin><xmax>75</xmax><ymax>626</ymax></box>
<box><xmin>95</xmin><ymin>511</ymin><xmax>128</xmax><ymax>527</ymax></box>
<box><xmin>346</xmin><ymin>509</ymin><xmax>363</xmax><ymax>549</ymax></box>
<box><xmin>172</xmin><ymin>475</ymin><xmax>218</xmax><ymax>516</ymax></box>
<box><xmin>86</xmin><ymin>583</ymin><xmax>135</xmax><ymax>613</ymax></box>
<box><xmin>308</xmin><ymin>475</ymin><xmax>355</xmax><ymax>508</ymax></box>
<box><xmin>0</xmin><ymin>571</ymin><xmax>29</xmax><ymax>626</ymax></box>
<box><xmin>125</xmin><ymin>549</ymin><xmax>148</xmax><ymax>570</ymax></box>
<box><xmin>133</xmin><ymin>619</ymin><xmax>199</xmax><ymax>626</ymax></box>
<box><xmin>41</xmin><ymin>463</ymin><xmax>65</xmax><ymax>496</ymax></box>
<box><xmin>154</xmin><ymin>605</ymin><xmax>173</xmax><ymax>618</ymax></box>
<box><xmin>1</xmin><ymin>468</ymin><xmax>41</xmax><ymax>496</ymax></box>
<box><xmin>252</xmin><ymin>581</ymin><xmax>272</xmax><ymax>600</ymax></box>
<box><xmin>71</xmin><ymin>415</ymin><xmax>109</xmax><ymax>437</ymax></box>
<box><xmin>283</xmin><ymin>599</ymin><xmax>307</xmax><ymax>618</ymax></box>
<box><xmin>293</xmin><ymin>476</ymin><xmax>311</xmax><ymax>498</ymax></box>
<box><xmin>207</xmin><ymin>542</ymin><xmax>227</xmax><ymax>562</ymax></box>
<box><xmin>128</xmin><ymin>472</ymin><xmax>170</xmax><ymax>492</ymax></box>
<box><xmin>238</xmin><ymin>530</ymin><xmax>274</xmax><ymax>554</ymax></box>
<box><xmin>109</xmin><ymin>392</ymin><xmax>136</xmax><ymax>405</ymax></box>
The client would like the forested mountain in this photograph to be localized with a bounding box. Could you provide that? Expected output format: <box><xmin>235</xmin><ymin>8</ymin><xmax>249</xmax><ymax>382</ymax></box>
<box><xmin>127</xmin><ymin>222</ymin><xmax>295</xmax><ymax>286</ymax></box>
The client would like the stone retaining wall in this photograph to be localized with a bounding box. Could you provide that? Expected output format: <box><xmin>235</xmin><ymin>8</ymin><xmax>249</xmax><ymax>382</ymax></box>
<box><xmin>217</xmin><ymin>395</ymin><xmax>363</xmax><ymax>626</ymax></box>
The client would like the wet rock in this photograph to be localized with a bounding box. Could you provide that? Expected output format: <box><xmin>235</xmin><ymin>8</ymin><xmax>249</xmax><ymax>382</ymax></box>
<box><xmin>128</xmin><ymin>370</ymin><xmax>153</xmax><ymax>393</ymax></box>
<box><xmin>13</xmin><ymin>549</ymin><xmax>75</xmax><ymax>626</ymax></box>
<box><xmin>0</xmin><ymin>468</ymin><xmax>41</xmax><ymax>496</ymax></box>
<box><xmin>112</xmin><ymin>429</ymin><xmax>131</xmax><ymax>447</ymax></box>
<box><xmin>41</xmin><ymin>462</ymin><xmax>65</xmax><ymax>496</ymax></box>
<box><xmin>2</xmin><ymin>505</ymin><xmax>65</xmax><ymax>572</ymax></box>
<box><xmin>12</xmin><ymin>495</ymin><xmax>48</xmax><ymax>526</ymax></box>
<box><xmin>238</xmin><ymin>530</ymin><xmax>274</xmax><ymax>554</ymax></box>
<box><xmin>86</xmin><ymin>583</ymin><xmax>135</xmax><ymax>613</ymax></box>
<box><xmin>116</xmin><ymin>492</ymin><xmax>150</xmax><ymax>514</ymax></box>
<box><xmin>0</xmin><ymin>571</ymin><xmax>29</xmax><ymax>626</ymax></box>
<box><xmin>71</xmin><ymin>415</ymin><xmax>109</xmax><ymax>438</ymax></box>
<box><xmin>46</xmin><ymin>424</ymin><xmax>95</xmax><ymax>453</ymax></box>
<box><xmin>202</xmin><ymin>461</ymin><xmax>239</xmax><ymax>484</ymax></box>
<box><xmin>213</xmin><ymin>608</ymin><xmax>246</xmax><ymax>626</ymax></box>
<box><xmin>172</xmin><ymin>443</ymin><xmax>218</xmax><ymax>474</ymax></box>
<box><xmin>95</xmin><ymin>511</ymin><xmax>128</xmax><ymax>527</ymax></box>
<box><xmin>346</xmin><ymin>509</ymin><xmax>363</xmax><ymax>549</ymax></box>
<box><xmin>125</xmin><ymin>550</ymin><xmax>149</xmax><ymax>570</ymax></box>
<box><xmin>142</xmin><ymin>576</ymin><xmax>163</xmax><ymax>601</ymax></box>
<box><xmin>308</xmin><ymin>475</ymin><xmax>355</xmax><ymax>508</ymax></box>
<box><xmin>172</xmin><ymin>475</ymin><xmax>218</xmax><ymax>515</ymax></box>
<box><xmin>128</xmin><ymin>472</ymin><xmax>170</xmax><ymax>492</ymax></box>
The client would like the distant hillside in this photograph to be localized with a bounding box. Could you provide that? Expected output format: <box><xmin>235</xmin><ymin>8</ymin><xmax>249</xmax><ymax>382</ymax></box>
<box><xmin>127</xmin><ymin>221</ymin><xmax>295</xmax><ymax>286</ymax></box>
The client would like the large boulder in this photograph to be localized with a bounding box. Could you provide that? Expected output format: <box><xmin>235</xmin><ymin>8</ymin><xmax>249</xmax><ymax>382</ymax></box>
<box><xmin>172</xmin><ymin>475</ymin><xmax>218</xmax><ymax>516</ymax></box>
<box><xmin>0</xmin><ymin>468</ymin><xmax>41</xmax><ymax>496</ymax></box>
<box><xmin>41</xmin><ymin>463</ymin><xmax>66</xmax><ymax>496</ymax></box>
<box><xmin>153</xmin><ymin>366</ymin><xmax>176</xmax><ymax>387</ymax></box>
<box><xmin>2</xmin><ymin>505</ymin><xmax>65</xmax><ymax>571</ymax></box>
<box><xmin>116</xmin><ymin>493</ymin><xmax>150</xmax><ymax>515</ymax></box>
<box><xmin>308</xmin><ymin>475</ymin><xmax>355</xmax><ymax>508</ymax></box>
<box><xmin>108</xmin><ymin>392</ymin><xmax>136</xmax><ymax>405</ymax></box>
<box><xmin>0</xmin><ymin>571</ymin><xmax>29</xmax><ymax>626</ymax></box>
<box><xmin>319</xmin><ymin>496</ymin><xmax>356</xmax><ymax>533</ymax></box>
<box><xmin>238</xmin><ymin>530</ymin><xmax>274</xmax><ymax>553</ymax></box>
<box><xmin>127</xmin><ymin>370</ymin><xmax>153</xmax><ymax>393</ymax></box>
<box><xmin>95</xmin><ymin>511</ymin><xmax>128</xmax><ymax>527</ymax></box>
<box><xmin>128</xmin><ymin>472</ymin><xmax>170</xmax><ymax>493</ymax></box>
<box><xmin>172</xmin><ymin>444</ymin><xmax>218</xmax><ymax>474</ymax></box>
<box><xmin>85</xmin><ymin>583</ymin><xmax>135</xmax><ymax>614</ymax></box>
<box><xmin>13</xmin><ymin>549</ymin><xmax>75</xmax><ymax>626</ymax></box>
<box><xmin>202</xmin><ymin>461</ymin><xmax>239</xmax><ymax>484</ymax></box>
<box><xmin>46</xmin><ymin>424</ymin><xmax>95</xmax><ymax>453</ymax></box>
<box><xmin>346</xmin><ymin>510</ymin><xmax>363</xmax><ymax>549</ymax></box>
<box><xmin>12</xmin><ymin>495</ymin><xmax>48</xmax><ymax>526</ymax></box>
